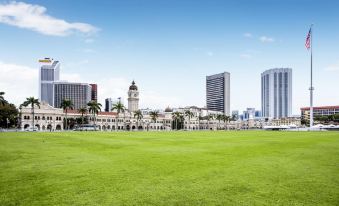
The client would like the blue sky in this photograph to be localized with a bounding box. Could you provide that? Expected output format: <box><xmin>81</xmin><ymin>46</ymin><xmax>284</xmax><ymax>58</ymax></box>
<box><xmin>0</xmin><ymin>0</ymin><xmax>339</xmax><ymax>114</ymax></box>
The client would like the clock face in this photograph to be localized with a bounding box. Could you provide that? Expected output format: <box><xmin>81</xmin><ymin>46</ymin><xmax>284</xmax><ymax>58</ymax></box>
<box><xmin>134</xmin><ymin>94</ymin><xmax>137</xmax><ymax>97</ymax></box>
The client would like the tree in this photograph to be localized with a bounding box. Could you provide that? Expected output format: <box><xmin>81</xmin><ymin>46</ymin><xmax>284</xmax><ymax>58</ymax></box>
<box><xmin>22</xmin><ymin>97</ymin><xmax>40</xmax><ymax>130</ymax></box>
<box><xmin>134</xmin><ymin>110</ymin><xmax>143</xmax><ymax>130</ymax></box>
<box><xmin>87</xmin><ymin>101</ymin><xmax>102</xmax><ymax>130</ymax></box>
<box><xmin>206</xmin><ymin>114</ymin><xmax>214</xmax><ymax>130</ymax></box>
<box><xmin>0</xmin><ymin>92</ymin><xmax>8</xmax><ymax>106</ymax></box>
<box><xmin>184</xmin><ymin>110</ymin><xmax>194</xmax><ymax>130</ymax></box>
<box><xmin>78</xmin><ymin>107</ymin><xmax>87</xmax><ymax>130</ymax></box>
<box><xmin>198</xmin><ymin>114</ymin><xmax>204</xmax><ymax>130</ymax></box>
<box><xmin>60</xmin><ymin>99</ymin><xmax>74</xmax><ymax>130</ymax></box>
<box><xmin>223</xmin><ymin>115</ymin><xmax>230</xmax><ymax>130</ymax></box>
<box><xmin>172</xmin><ymin>111</ymin><xmax>182</xmax><ymax>130</ymax></box>
<box><xmin>216</xmin><ymin>114</ymin><xmax>224</xmax><ymax>130</ymax></box>
<box><xmin>0</xmin><ymin>103</ymin><xmax>18</xmax><ymax>128</ymax></box>
<box><xmin>112</xmin><ymin>102</ymin><xmax>125</xmax><ymax>130</ymax></box>
<box><xmin>149</xmin><ymin>111</ymin><xmax>159</xmax><ymax>130</ymax></box>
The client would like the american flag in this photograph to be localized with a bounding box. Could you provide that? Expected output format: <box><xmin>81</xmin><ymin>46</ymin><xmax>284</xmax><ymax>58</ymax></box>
<box><xmin>305</xmin><ymin>28</ymin><xmax>311</xmax><ymax>50</ymax></box>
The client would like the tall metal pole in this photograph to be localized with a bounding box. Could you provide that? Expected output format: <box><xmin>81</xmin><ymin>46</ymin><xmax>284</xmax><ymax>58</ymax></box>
<box><xmin>309</xmin><ymin>24</ymin><xmax>314</xmax><ymax>127</ymax></box>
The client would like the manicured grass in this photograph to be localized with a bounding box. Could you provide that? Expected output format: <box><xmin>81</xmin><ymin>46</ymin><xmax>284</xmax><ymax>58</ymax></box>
<box><xmin>0</xmin><ymin>131</ymin><xmax>338</xmax><ymax>205</ymax></box>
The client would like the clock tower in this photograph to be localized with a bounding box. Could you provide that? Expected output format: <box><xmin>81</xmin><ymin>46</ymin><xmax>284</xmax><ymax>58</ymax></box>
<box><xmin>128</xmin><ymin>80</ymin><xmax>139</xmax><ymax>112</ymax></box>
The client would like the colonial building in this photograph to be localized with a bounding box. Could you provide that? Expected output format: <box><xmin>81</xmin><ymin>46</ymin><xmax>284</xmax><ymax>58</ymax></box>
<box><xmin>21</xmin><ymin>102</ymin><xmax>64</xmax><ymax>131</ymax></box>
<box><xmin>21</xmin><ymin>80</ymin><xmax>227</xmax><ymax>131</ymax></box>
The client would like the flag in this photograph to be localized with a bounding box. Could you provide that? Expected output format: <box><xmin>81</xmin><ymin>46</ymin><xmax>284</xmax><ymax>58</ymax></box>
<box><xmin>305</xmin><ymin>28</ymin><xmax>311</xmax><ymax>50</ymax></box>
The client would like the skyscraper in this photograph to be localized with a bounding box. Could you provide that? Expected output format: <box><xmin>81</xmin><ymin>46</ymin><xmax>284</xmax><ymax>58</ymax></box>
<box><xmin>105</xmin><ymin>98</ymin><xmax>112</xmax><ymax>112</ymax></box>
<box><xmin>261</xmin><ymin>68</ymin><xmax>292</xmax><ymax>119</ymax></box>
<box><xmin>53</xmin><ymin>82</ymin><xmax>92</xmax><ymax>110</ymax></box>
<box><xmin>89</xmin><ymin>84</ymin><xmax>97</xmax><ymax>102</ymax></box>
<box><xmin>206</xmin><ymin>72</ymin><xmax>230</xmax><ymax>115</ymax></box>
<box><xmin>39</xmin><ymin>58</ymin><xmax>60</xmax><ymax>106</ymax></box>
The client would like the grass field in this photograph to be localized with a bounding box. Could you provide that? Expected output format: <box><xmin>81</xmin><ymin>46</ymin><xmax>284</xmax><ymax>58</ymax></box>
<box><xmin>0</xmin><ymin>131</ymin><xmax>338</xmax><ymax>205</ymax></box>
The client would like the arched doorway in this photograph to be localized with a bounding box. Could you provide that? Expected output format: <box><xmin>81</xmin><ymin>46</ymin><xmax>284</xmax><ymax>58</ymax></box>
<box><xmin>24</xmin><ymin>124</ymin><xmax>30</xmax><ymax>129</ymax></box>
<box><xmin>35</xmin><ymin>124</ymin><xmax>40</xmax><ymax>131</ymax></box>
<box><xmin>126</xmin><ymin>125</ymin><xmax>130</xmax><ymax>131</ymax></box>
<box><xmin>138</xmin><ymin>126</ymin><xmax>143</xmax><ymax>130</ymax></box>
<box><xmin>132</xmin><ymin>125</ymin><xmax>136</xmax><ymax>130</ymax></box>
<box><xmin>56</xmin><ymin>125</ymin><xmax>61</xmax><ymax>130</ymax></box>
<box><xmin>102</xmin><ymin>125</ymin><xmax>106</xmax><ymax>131</ymax></box>
<box><xmin>42</xmin><ymin>125</ymin><xmax>46</xmax><ymax>130</ymax></box>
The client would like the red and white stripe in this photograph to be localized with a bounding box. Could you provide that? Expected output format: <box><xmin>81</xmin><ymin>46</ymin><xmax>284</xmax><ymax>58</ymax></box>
<box><xmin>305</xmin><ymin>28</ymin><xmax>311</xmax><ymax>50</ymax></box>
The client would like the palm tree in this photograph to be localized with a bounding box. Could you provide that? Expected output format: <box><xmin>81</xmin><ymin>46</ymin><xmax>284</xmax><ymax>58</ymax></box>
<box><xmin>22</xmin><ymin>97</ymin><xmax>40</xmax><ymax>130</ymax></box>
<box><xmin>78</xmin><ymin>107</ymin><xmax>87</xmax><ymax>130</ymax></box>
<box><xmin>207</xmin><ymin>114</ymin><xmax>214</xmax><ymax>130</ymax></box>
<box><xmin>216</xmin><ymin>114</ymin><xmax>224</xmax><ymax>130</ymax></box>
<box><xmin>198</xmin><ymin>114</ymin><xmax>203</xmax><ymax>130</ymax></box>
<box><xmin>60</xmin><ymin>99</ymin><xmax>74</xmax><ymax>130</ymax></box>
<box><xmin>0</xmin><ymin>92</ymin><xmax>7</xmax><ymax>106</ymax></box>
<box><xmin>149</xmin><ymin>110</ymin><xmax>159</xmax><ymax>130</ymax></box>
<box><xmin>184</xmin><ymin>110</ymin><xmax>194</xmax><ymax>130</ymax></box>
<box><xmin>134</xmin><ymin>110</ymin><xmax>143</xmax><ymax>130</ymax></box>
<box><xmin>172</xmin><ymin>111</ymin><xmax>181</xmax><ymax>130</ymax></box>
<box><xmin>87</xmin><ymin>101</ymin><xmax>102</xmax><ymax>130</ymax></box>
<box><xmin>112</xmin><ymin>102</ymin><xmax>125</xmax><ymax>131</ymax></box>
<box><xmin>223</xmin><ymin>115</ymin><xmax>230</xmax><ymax>130</ymax></box>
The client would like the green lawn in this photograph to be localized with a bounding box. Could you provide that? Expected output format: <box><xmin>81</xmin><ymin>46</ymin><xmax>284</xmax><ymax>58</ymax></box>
<box><xmin>0</xmin><ymin>131</ymin><xmax>338</xmax><ymax>205</ymax></box>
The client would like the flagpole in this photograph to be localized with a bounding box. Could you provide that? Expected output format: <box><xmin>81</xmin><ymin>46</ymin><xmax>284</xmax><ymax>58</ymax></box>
<box><xmin>309</xmin><ymin>24</ymin><xmax>314</xmax><ymax>127</ymax></box>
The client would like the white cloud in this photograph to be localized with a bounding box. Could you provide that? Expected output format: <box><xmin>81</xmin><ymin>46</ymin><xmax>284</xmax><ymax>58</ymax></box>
<box><xmin>0</xmin><ymin>61</ymin><xmax>85</xmax><ymax>105</ymax></box>
<box><xmin>0</xmin><ymin>61</ymin><xmax>38</xmax><ymax>105</ymax></box>
<box><xmin>324</xmin><ymin>64</ymin><xmax>339</xmax><ymax>71</ymax></box>
<box><xmin>0</xmin><ymin>1</ymin><xmax>98</xmax><ymax>36</ymax></box>
<box><xmin>259</xmin><ymin>36</ymin><xmax>275</xmax><ymax>43</ymax></box>
<box><xmin>243</xmin><ymin>33</ymin><xmax>253</xmax><ymax>38</ymax></box>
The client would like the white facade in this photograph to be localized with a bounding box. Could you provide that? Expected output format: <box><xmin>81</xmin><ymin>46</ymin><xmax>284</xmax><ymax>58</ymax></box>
<box><xmin>21</xmin><ymin>102</ymin><xmax>64</xmax><ymax>131</ymax></box>
<box><xmin>206</xmin><ymin>72</ymin><xmax>230</xmax><ymax>115</ymax></box>
<box><xmin>127</xmin><ymin>81</ymin><xmax>139</xmax><ymax>112</ymax></box>
<box><xmin>261</xmin><ymin>68</ymin><xmax>292</xmax><ymax>119</ymax></box>
<box><xmin>39</xmin><ymin>58</ymin><xmax>60</xmax><ymax>107</ymax></box>
<box><xmin>53</xmin><ymin>81</ymin><xmax>92</xmax><ymax>109</ymax></box>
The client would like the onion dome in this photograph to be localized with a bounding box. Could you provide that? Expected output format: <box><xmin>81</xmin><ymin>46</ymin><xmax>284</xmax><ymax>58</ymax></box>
<box><xmin>165</xmin><ymin>106</ymin><xmax>173</xmax><ymax>112</ymax></box>
<box><xmin>129</xmin><ymin>80</ymin><xmax>138</xmax><ymax>90</ymax></box>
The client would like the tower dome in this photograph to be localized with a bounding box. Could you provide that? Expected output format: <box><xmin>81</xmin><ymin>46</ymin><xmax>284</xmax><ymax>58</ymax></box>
<box><xmin>129</xmin><ymin>80</ymin><xmax>138</xmax><ymax>90</ymax></box>
<box><xmin>165</xmin><ymin>106</ymin><xmax>173</xmax><ymax>113</ymax></box>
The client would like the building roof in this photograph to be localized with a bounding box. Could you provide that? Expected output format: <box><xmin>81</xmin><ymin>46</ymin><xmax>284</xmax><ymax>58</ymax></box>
<box><xmin>300</xmin><ymin>106</ymin><xmax>339</xmax><ymax>110</ymax></box>
<box><xmin>129</xmin><ymin>80</ymin><xmax>138</xmax><ymax>90</ymax></box>
<box><xmin>67</xmin><ymin>110</ymin><xmax>117</xmax><ymax>116</ymax></box>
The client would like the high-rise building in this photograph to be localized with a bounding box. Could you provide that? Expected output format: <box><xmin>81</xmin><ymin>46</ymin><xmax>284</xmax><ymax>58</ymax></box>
<box><xmin>53</xmin><ymin>82</ymin><xmax>92</xmax><ymax>109</ymax></box>
<box><xmin>39</xmin><ymin>58</ymin><xmax>60</xmax><ymax>106</ymax></box>
<box><xmin>105</xmin><ymin>98</ymin><xmax>112</xmax><ymax>112</ymax></box>
<box><xmin>128</xmin><ymin>81</ymin><xmax>139</xmax><ymax>112</ymax></box>
<box><xmin>89</xmin><ymin>84</ymin><xmax>97</xmax><ymax>102</ymax></box>
<box><xmin>206</xmin><ymin>72</ymin><xmax>230</xmax><ymax>115</ymax></box>
<box><xmin>232</xmin><ymin>110</ymin><xmax>239</xmax><ymax>120</ymax></box>
<box><xmin>261</xmin><ymin>68</ymin><xmax>292</xmax><ymax>119</ymax></box>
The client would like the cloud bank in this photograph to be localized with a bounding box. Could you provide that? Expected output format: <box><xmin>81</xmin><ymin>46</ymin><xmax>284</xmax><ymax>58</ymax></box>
<box><xmin>0</xmin><ymin>1</ymin><xmax>98</xmax><ymax>36</ymax></box>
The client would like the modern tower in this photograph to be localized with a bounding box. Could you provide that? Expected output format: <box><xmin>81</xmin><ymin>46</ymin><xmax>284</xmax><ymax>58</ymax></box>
<box><xmin>89</xmin><ymin>84</ymin><xmax>97</xmax><ymax>102</ymax></box>
<box><xmin>105</xmin><ymin>98</ymin><xmax>112</xmax><ymax>112</ymax></box>
<box><xmin>261</xmin><ymin>68</ymin><xmax>292</xmax><ymax>119</ymax></box>
<box><xmin>127</xmin><ymin>81</ymin><xmax>139</xmax><ymax>113</ymax></box>
<box><xmin>39</xmin><ymin>58</ymin><xmax>60</xmax><ymax>106</ymax></box>
<box><xmin>206</xmin><ymin>72</ymin><xmax>230</xmax><ymax>115</ymax></box>
<box><xmin>53</xmin><ymin>82</ymin><xmax>92</xmax><ymax>110</ymax></box>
